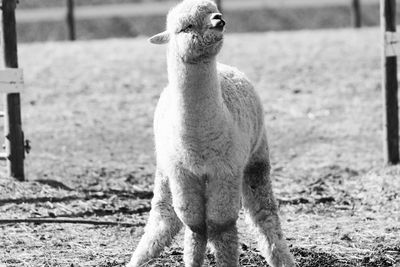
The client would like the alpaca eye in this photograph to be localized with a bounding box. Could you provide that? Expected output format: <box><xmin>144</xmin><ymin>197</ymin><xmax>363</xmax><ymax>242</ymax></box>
<box><xmin>181</xmin><ymin>24</ymin><xmax>193</xmax><ymax>33</ymax></box>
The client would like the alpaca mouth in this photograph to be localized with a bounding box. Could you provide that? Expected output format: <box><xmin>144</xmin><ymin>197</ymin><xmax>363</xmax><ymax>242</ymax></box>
<box><xmin>210</xmin><ymin>25</ymin><xmax>224</xmax><ymax>32</ymax></box>
<box><xmin>209</xmin><ymin>15</ymin><xmax>226</xmax><ymax>31</ymax></box>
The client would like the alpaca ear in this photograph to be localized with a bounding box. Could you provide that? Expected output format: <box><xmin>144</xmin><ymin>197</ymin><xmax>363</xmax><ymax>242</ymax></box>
<box><xmin>149</xmin><ymin>31</ymin><xmax>170</xmax><ymax>45</ymax></box>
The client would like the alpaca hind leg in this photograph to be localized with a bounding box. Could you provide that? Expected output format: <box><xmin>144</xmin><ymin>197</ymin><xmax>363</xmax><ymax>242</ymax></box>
<box><xmin>128</xmin><ymin>170</ymin><xmax>182</xmax><ymax>267</ymax></box>
<box><xmin>206</xmin><ymin>172</ymin><xmax>241</xmax><ymax>267</ymax></box>
<box><xmin>242</xmin><ymin>153</ymin><xmax>295</xmax><ymax>267</ymax></box>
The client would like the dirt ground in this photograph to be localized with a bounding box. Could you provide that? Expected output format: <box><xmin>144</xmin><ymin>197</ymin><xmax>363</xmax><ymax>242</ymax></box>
<box><xmin>1</xmin><ymin>28</ymin><xmax>400</xmax><ymax>266</ymax></box>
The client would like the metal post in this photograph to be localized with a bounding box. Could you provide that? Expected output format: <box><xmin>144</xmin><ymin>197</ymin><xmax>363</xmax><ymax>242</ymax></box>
<box><xmin>2</xmin><ymin>0</ymin><xmax>25</xmax><ymax>180</ymax></box>
<box><xmin>351</xmin><ymin>0</ymin><xmax>362</xmax><ymax>28</ymax></box>
<box><xmin>66</xmin><ymin>0</ymin><xmax>76</xmax><ymax>41</ymax></box>
<box><xmin>381</xmin><ymin>0</ymin><xmax>399</xmax><ymax>164</ymax></box>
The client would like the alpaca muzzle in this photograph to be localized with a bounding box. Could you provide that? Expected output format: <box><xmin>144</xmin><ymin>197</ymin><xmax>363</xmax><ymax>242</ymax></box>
<box><xmin>209</xmin><ymin>13</ymin><xmax>226</xmax><ymax>30</ymax></box>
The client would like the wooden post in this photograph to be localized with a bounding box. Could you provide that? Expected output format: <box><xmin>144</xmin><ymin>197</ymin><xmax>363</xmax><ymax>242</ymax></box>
<box><xmin>66</xmin><ymin>0</ymin><xmax>76</xmax><ymax>41</ymax></box>
<box><xmin>381</xmin><ymin>0</ymin><xmax>399</xmax><ymax>164</ymax></box>
<box><xmin>215</xmin><ymin>0</ymin><xmax>222</xmax><ymax>13</ymax></box>
<box><xmin>2</xmin><ymin>0</ymin><xmax>25</xmax><ymax>180</ymax></box>
<box><xmin>351</xmin><ymin>0</ymin><xmax>362</xmax><ymax>28</ymax></box>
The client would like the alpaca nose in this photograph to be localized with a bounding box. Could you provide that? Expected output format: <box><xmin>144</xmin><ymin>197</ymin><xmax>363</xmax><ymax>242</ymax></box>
<box><xmin>210</xmin><ymin>13</ymin><xmax>226</xmax><ymax>29</ymax></box>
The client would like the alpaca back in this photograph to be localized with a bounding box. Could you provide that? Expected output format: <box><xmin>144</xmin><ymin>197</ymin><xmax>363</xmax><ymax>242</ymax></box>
<box><xmin>218</xmin><ymin>63</ymin><xmax>266</xmax><ymax>154</ymax></box>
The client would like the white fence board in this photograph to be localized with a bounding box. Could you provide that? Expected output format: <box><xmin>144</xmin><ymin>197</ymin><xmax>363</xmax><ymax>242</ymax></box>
<box><xmin>385</xmin><ymin>31</ymin><xmax>400</xmax><ymax>57</ymax></box>
<box><xmin>0</xmin><ymin>68</ymin><xmax>23</xmax><ymax>93</ymax></box>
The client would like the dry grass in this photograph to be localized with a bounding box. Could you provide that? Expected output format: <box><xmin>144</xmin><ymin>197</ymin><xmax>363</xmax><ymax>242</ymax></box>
<box><xmin>0</xmin><ymin>28</ymin><xmax>399</xmax><ymax>266</ymax></box>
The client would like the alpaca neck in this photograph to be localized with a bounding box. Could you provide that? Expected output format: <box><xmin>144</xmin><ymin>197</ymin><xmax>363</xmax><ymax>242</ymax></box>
<box><xmin>167</xmin><ymin>55</ymin><xmax>223</xmax><ymax>122</ymax></box>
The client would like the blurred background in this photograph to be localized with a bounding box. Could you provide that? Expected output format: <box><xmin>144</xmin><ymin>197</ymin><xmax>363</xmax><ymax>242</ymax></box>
<box><xmin>15</xmin><ymin>0</ymin><xmax>398</xmax><ymax>43</ymax></box>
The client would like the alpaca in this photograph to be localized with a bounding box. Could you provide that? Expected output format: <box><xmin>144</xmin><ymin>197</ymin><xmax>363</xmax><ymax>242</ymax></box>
<box><xmin>128</xmin><ymin>0</ymin><xmax>295</xmax><ymax>266</ymax></box>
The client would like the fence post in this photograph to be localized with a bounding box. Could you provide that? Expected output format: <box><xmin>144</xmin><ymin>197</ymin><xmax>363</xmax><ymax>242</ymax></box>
<box><xmin>1</xmin><ymin>0</ymin><xmax>25</xmax><ymax>180</ymax></box>
<box><xmin>66</xmin><ymin>0</ymin><xmax>76</xmax><ymax>41</ymax></box>
<box><xmin>215</xmin><ymin>0</ymin><xmax>222</xmax><ymax>13</ymax></box>
<box><xmin>381</xmin><ymin>0</ymin><xmax>399</xmax><ymax>164</ymax></box>
<box><xmin>351</xmin><ymin>0</ymin><xmax>362</xmax><ymax>28</ymax></box>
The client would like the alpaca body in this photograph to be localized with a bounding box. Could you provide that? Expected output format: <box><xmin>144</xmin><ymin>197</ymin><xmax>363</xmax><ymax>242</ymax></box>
<box><xmin>155</xmin><ymin>63</ymin><xmax>262</xmax><ymax>180</ymax></box>
<box><xmin>154</xmin><ymin>61</ymin><xmax>261</xmax><ymax>240</ymax></box>
<box><xmin>128</xmin><ymin>1</ymin><xmax>295</xmax><ymax>266</ymax></box>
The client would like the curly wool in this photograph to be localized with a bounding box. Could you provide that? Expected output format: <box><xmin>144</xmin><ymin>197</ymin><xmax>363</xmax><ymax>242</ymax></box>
<box><xmin>128</xmin><ymin>0</ymin><xmax>296</xmax><ymax>266</ymax></box>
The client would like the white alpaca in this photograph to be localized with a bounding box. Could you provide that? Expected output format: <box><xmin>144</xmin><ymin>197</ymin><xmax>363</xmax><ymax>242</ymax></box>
<box><xmin>128</xmin><ymin>0</ymin><xmax>295</xmax><ymax>266</ymax></box>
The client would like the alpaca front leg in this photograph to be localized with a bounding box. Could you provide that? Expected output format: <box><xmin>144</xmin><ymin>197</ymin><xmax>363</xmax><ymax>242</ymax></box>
<box><xmin>208</xmin><ymin>220</ymin><xmax>239</xmax><ymax>267</ymax></box>
<box><xmin>128</xmin><ymin>170</ymin><xmax>182</xmax><ymax>267</ymax></box>
<box><xmin>169</xmin><ymin>168</ymin><xmax>208</xmax><ymax>267</ymax></box>
<box><xmin>183</xmin><ymin>226</ymin><xmax>207</xmax><ymax>267</ymax></box>
<box><xmin>206</xmin><ymin>173</ymin><xmax>241</xmax><ymax>267</ymax></box>
<box><xmin>242</xmin><ymin>160</ymin><xmax>295</xmax><ymax>267</ymax></box>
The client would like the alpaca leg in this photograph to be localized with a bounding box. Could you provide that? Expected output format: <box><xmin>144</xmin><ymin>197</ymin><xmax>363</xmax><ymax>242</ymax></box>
<box><xmin>242</xmin><ymin>146</ymin><xmax>295</xmax><ymax>267</ymax></box>
<box><xmin>183</xmin><ymin>226</ymin><xmax>207</xmax><ymax>267</ymax></box>
<box><xmin>208</xmin><ymin>220</ymin><xmax>239</xmax><ymax>267</ymax></box>
<box><xmin>128</xmin><ymin>170</ymin><xmax>182</xmax><ymax>267</ymax></box>
<box><xmin>169</xmin><ymin>168</ymin><xmax>207</xmax><ymax>267</ymax></box>
<box><xmin>206</xmin><ymin>172</ymin><xmax>241</xmax><ymax>267</ymax></box>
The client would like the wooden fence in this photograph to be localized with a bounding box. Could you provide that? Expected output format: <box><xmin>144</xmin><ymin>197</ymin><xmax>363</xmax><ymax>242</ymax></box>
<box><xmin>1</xmin><ymin>0</ymin><xmax>393</xmax><ymax>179</ymax></box>
<box><xmin>65</xmin><ymin>0</ymin><xmax>223</xmax><ymax>41</ymax></box>
<box><xmin>63</xmin><ymin>0</ymin><xmax>363</xmax><ymax>41</ymax></box>
<box><xmin>351</xmin><ymin>0</ymin><xmax>362</xmax><ymax>28</ymax></box>
<box><xmin>381</xmin><ymin>0</ymin><xmax>399</xmax><ymax>164</ymax></box>
<box><xmin>1</xmin><ymin>0</ymin><xmax>28</xmax><ymax>180</ymax></box>
<box><xmin>66</xmin><ymin>0</ymin><xmax>76</xmax><ymax>41</ymax></box>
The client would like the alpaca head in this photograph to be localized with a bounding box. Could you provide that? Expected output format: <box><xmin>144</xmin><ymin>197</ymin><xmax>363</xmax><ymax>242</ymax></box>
<box><xmin>149</xmin><ymin>0</ymin><xmax>226</xmax><ymax>63</ymax></box>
